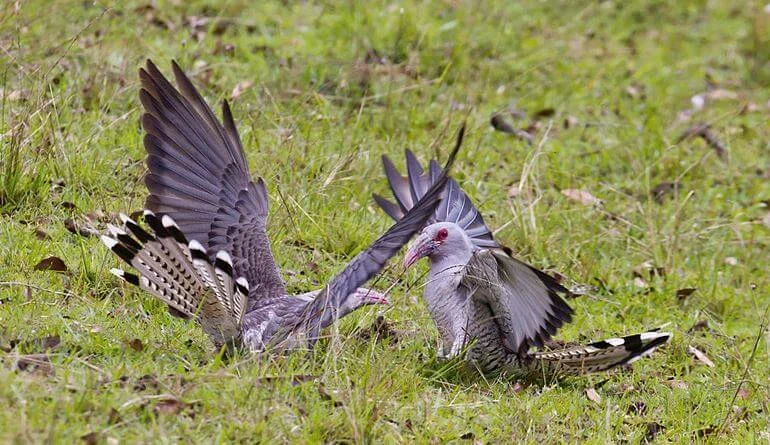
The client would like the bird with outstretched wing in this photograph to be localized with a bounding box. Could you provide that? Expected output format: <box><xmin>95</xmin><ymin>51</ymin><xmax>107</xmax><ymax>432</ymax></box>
<box><xmin>374</xmin><ymin>150</ymin><xmax>671</xmax><ymax>375</ymax></box>
<box><xmin>101</xmin><ymin>60</ymin><xmax>461</xmax><ymax>352</ymax></box>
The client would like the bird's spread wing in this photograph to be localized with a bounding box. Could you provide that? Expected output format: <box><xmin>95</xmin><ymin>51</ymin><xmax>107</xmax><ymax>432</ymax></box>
<box><xmin>139</xmin><ymin>60</ymin><xmax>285</xmax><ymax>304</ymax></box>
<box><xmin>374</xmin><ymin>148</ymin><xmax>498</xmax><ymax>248</ymax></box>
<box><xmin>301</xmin><ymin>126</ymin><xmax>466</xmax><ymax>338</ymax></box>
<box><xmin>101</xmin><ymin>211</ymin><xmax>249</xmax><ymax>348</ymax></box>
<box><xmin>464</xmin><ymin>248</ymin><xmax>573</xmax><ymax>355</ymax></box>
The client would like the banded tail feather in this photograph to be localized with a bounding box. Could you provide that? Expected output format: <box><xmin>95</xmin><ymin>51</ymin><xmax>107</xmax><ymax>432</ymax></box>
<box><xmin>101</xmin><ymin>211</ymin><xmax>250</xmax><ymax>348</ymax></box>
<box><xmin>531</xmin><ymin>330</ymin><xmax>672</xmax><ymax>375</ymax></box>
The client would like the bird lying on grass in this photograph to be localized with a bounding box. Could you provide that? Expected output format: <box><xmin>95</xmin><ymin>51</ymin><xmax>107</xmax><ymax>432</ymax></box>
<box><xmin>101</xmin><ymin>60</ymin><xmax>461</xmax><ymax>353</ymax></box>
<box><xmin>374</xmin><ymin>150</ymin><xmax>671</xmax><ymax>375</ymax></box>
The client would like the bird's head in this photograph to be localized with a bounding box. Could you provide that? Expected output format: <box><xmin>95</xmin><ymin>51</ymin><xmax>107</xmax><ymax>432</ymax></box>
<box><xmin>403</xmin><ymin>222</ymin><xmax>473</xmax><ymax>268</ymax></box>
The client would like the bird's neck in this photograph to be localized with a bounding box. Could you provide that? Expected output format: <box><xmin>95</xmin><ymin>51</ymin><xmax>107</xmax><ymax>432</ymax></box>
<box><xmin>424</xmin><ymin>248</ymin><xmax>473</xmax><ymax>307</ymax></box>
<box><xmin>428</xmin><ymin>247</ymin><xmax>473</xmax><ymax>280</ymax></box>
<box><xmin>421</xmin><ymin>249</ymin><xmax>474</xmax><ymax>351</ymax></box>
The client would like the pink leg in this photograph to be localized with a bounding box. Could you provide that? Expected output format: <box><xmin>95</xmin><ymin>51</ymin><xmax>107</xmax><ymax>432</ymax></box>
<box><xmin>353</xmin><ymin>287</ymin><xmax>388</xmax><ymax>305</ymax></box>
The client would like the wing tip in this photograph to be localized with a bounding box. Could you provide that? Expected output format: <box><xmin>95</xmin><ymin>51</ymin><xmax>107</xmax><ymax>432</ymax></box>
<box><xmin>188</xmin><ymin>239</ymin><xmax>208</xmax><ymax>262</ymax></box>
<box><xmin>100</xmin><ymin>234</ymin><xmax>118</xmax><ymax>249</ymax></box>
<box><xmin>110</xmin><ymin>267</ymin><xmax>140</xmax><ymax>286</ymax></box>
<box><xmin>235</xmin><ymin>277</ymin><xmax>249</xmax><ymax>293</ymax></box>
<box><xmin>215</xmin><ymin>250</ymin><xmax>233</xmax><ymax>265</ymax></box>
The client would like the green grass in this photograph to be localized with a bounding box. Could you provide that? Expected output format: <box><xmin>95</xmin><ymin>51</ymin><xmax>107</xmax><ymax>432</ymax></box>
<box><xmin>1</xmin><ymin>0</ymin><xmax>769</xmax><ymax>442</ymax></box>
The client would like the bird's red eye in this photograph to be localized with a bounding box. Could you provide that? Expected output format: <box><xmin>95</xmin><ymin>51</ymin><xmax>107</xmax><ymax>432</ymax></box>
<box><xmin>436</xmin><ymin>228</ymin><xmax>449</xmax><ymax>241</ymax></box>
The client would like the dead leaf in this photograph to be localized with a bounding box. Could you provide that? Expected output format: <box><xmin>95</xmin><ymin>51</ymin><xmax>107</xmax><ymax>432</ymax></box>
<box><xmin>633</xmin><ymin>261</ymin><xmax>667</xmax><ymax>279</ymax></box>
<box><xmin>507</xmin><ymin>185</ymin><xmax>521</xmax><ymax>198</ymax></box>
<box><xmin>107</xmin><ymin>407</ymin><xmax>121</xmax><ymax>424</ymax></box>
<box><xmin>688</xmin><ymin>319</ymin><xmax>709</xmax><ymax>333</ymax></box>
<box><xmin>16</xmin><ymin>354</ymin><xmax>54</xmax><ymax>376</ymax></box>
<box><xmin>627</xmin><ymin>401</ymin><xmax>646</xmax><ymax>415</ymax></box>
<box><xmin>64</xmin><ymin>218</ymin><xmax>99</xmax><ymax>238</ymax></box>
<box><xmin>214</xmin><ymin>40</ymin><xmax>236</xmax><ymax>57</ymax></box>
<box><xmin>152</xmin><ymin>397</ymin><xmax>197</xmax><ymax>417</ymax></box>
<box><xmin>676</xmin><ymin>288</ymin><xmax>697</xmax><ymax>301</ymax></box>
<box><xmin>185</xmin><ymin>16</ymin><xmax>246</xmax><ymax>36</ymax></box>
<box><xmin>84</xmin><ymin>210</ymin><xmax>105</xmax><ymax>223</ymax></box>
<box><xmin>645</xmin><ymin>422</ymin><xmax>665</xmax><ymax>442</ymax></box>
<box><xmin>231</xmin><ymin>80</ymin><xmax>254</xmax><ymax>99</ymax></box>
<box><xmin>34</xmin><ymin>256</ymin><xmax>68</xmax><ymax>273</ymax></box>
<box><xmin>687</xmin><ymin>345</ymin><xmax>715</xmax><ymax>367</ymax></box>
<box><xmin>561</xmin><ymin>189</ymin><xmax>603</xmax><ymax>207</ymax></box>
<box><xmin>651</xmin><ymin>181</ymin><xmax>680</xmax><ymax>203</ymax></box>
<box><xmin>705</xmin><ymin>88</ymin><xmax>738</xmax><ymax>100</ymax></box>
<box><xmin>533</xmin><ymin>108</ymin><xmax>555</xmax><ymax>119</ymax></box>
<box><xmin>585</xmin><ymin>387</ymin><xmax>602</xmax><ymax>404</ymax></box>
<box><xmin>677</xmin><ymin>124</ymin><xmax>726</xmax><ymax>159</ymax></box>
<box><xmin>490</xmin><ymin>113</ymin><xmax>516</xmax><ymax>134</ymax></box>
<box><xmin>35</xmin><ymin>335</ymin><xmax>61</xmax><ymax>351</ymax></box>
<box><xmin>81</xmin><ymin>432</ymin><xmax>99</xmax><ymax>445</ymax></box>
<box><xmin>488</xmin><ymin>113</ymin><xmax>535</xmax><ymax>143</ymax></box>
<box><xmin>254</xmin><ymin>374</ymin><xmax>316</xmax><ymax>386</ymax></box>
<box><xmin>34</xmin><ymin>228</ymin><xmax>50</xmax><ymax>240</ymax></box>
<box><xmin>761</xmin><ymin>213</ymin><xmax>770</xmax><ymax>229</ymax></box>
<box><xmin>563</xmin><ymin>115</ymin><xmax>579</xmax><ymax>129</ymax></box>
<box><xmin>126</xmin><ymin>338</ymin><xmax>144</xmax><ymax>352</ymax></box>
<box><xmin>133</xmin><ymin>374</ymin><xmax>159</xmax><ymax>392</ymax></box>
<box><xmin>666</xmin><ymin>379</ymin><xmax>688</xmax><ymax>390</ymax></box>
<box><xmin>134</xmin><ymin>3</ymin><xmax>175</xmax><ymax>31</ymax></box>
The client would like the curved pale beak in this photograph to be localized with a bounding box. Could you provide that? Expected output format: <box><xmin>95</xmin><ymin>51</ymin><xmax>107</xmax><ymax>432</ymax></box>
<box><xmin>403</xmin><ymin>234</ymin><xmax>433</xmax><ymax>269</ymax></box>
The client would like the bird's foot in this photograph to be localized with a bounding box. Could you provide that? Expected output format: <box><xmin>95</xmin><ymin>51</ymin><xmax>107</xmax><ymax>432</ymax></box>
<box><xmin>353</xmin><ymin>287</ymin><xmax>389</xmax><ymax>305</ymax></box>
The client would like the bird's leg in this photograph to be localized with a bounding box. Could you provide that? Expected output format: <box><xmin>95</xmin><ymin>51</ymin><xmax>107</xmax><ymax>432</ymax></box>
<box><xmin>447</xmin><ymin>336</ymin><xmax>466</xmax><ymax>358</ymax></box>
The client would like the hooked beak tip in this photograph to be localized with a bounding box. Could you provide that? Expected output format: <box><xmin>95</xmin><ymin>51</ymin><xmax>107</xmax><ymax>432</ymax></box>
<box><xmin>404</xmin><ymin>234</ymin><xmax>432</xmax><ymax>269</ymax></box>
<box><xmin>403</xmin><ymin>246</ymin><xmax>423</xmax><ymax>269</ymax></box>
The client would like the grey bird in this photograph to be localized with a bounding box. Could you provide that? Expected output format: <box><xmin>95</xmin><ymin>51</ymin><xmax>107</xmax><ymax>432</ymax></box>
<box><xmin>101</xmin><ymin>60</ymin><xmax>461</xmax><ymax>353</ymax></box>
<box><xmin>374</xmin><ymin>151</ymin><xmax>671</xmax><ymax>375</ymax></box>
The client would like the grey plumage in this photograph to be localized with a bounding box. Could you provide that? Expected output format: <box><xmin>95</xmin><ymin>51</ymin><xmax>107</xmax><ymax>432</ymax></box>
<box><xmin>375</xmin><ymin>152</ymin><xmax>670</xmax><ymax>375</ymax></box>
<box><xmin>102</xmin><ymin>59</ymin><xmax>459</xmax><ymax>352</ymax></box>
<box><xmin>374</xmin><ymin>150</ymin><xmax>498</xmax><ymax>249</ymax></box>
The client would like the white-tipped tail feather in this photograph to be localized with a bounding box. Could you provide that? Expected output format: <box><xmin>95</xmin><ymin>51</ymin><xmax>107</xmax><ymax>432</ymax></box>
<box><xmin>101</xmin><ymin>210</ymin><xmax>249</xmax><ymax>348</ymax></box>
<box><xmin>532</xmin><ymin>330</ymin><xmax>672</xmax><ymax>375</ymax></box>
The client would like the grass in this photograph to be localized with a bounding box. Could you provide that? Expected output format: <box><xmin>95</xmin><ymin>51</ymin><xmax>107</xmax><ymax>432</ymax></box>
<box><xmin>1</xmin><ymin>0</ymin><xmax>769</xmax><ymax>442</ymax></box>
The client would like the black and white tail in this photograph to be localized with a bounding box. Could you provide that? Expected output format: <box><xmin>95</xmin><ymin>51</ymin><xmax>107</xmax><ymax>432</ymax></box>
<box><xmin>101</xmin><ymin>210</ymin><xmax>249</xmax><ymax>348</ymax></box>
<box><xmin>531</xmin><ymin>330</ymin><xmax>672</xmax><ymax>375</ymax></box>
